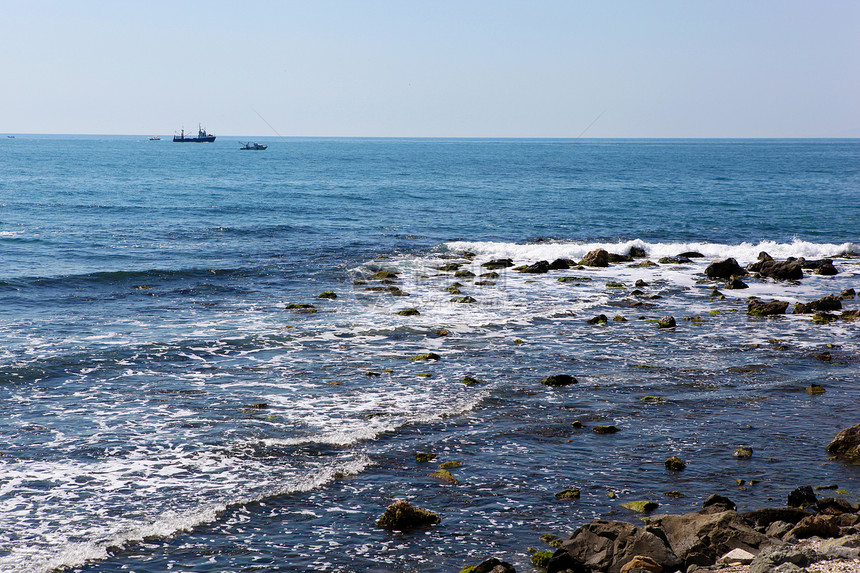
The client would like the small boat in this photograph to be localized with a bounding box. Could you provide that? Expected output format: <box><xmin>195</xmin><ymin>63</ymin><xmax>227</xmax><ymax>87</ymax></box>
<box><xmin>173</xmin><ymin>125</ymin><xmax>216</xmax><ymax>143</ymax></box>
<box><xmin>240</xmin><ymin>142</ymin><xmax>267</xmax><ymax>150</ymax></box>
<box><xmin>148</xmin><ymin>136</ymin><xmax>161</xmax><ymax>140</ymax></box>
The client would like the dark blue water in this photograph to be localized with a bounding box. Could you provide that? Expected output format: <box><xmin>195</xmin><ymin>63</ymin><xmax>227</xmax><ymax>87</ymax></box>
<box><xmin>1</xmin><ymin>136</ymin><xmax>858</xmax><ymax>572</ymax></box>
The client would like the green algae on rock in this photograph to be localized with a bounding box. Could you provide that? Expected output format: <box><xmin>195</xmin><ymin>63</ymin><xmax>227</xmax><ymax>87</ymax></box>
<box><xmin>376</xmin><ymin>499</ymin><xmax>440</xmax><ymax>530</ymax></box>
<box><xmin>554</xmin><ymin>487</ymin><xmax>581</xmax><ymax>500</ymax></box>
<box><xmin>621</xmin><ymin>500</ymin><xmax>659</xmax><ymax>513</ymax></box>
<box><xmin>429</xmin><ymin>468</ymin><xmax>459</xmax><ymax>485</ymax></box>
<box><xmin>317</xmin><ymin>290</ymin><xmax>337</xmax><ymax>299</ymax></box>
<box><xmin>415</xmin><ymin>452</ymin><xmax>436</xmax><ymax>463</ymax></box>
<box><xmin>411</xmin><ymin>353</ymin><xmax>440</xmax><ymax>361</ymax></box>
<box><xmin>665</xmin><ymin>456</ymin><xmax>687</xmax><ymax>471</ymax></box>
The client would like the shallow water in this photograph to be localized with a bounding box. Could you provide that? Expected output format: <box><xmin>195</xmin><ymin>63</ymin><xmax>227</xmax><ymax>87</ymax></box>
<box><xmin>0</xmin><ymin>136</ymin><xmax>858</xmax><ymax>572</ymax></box>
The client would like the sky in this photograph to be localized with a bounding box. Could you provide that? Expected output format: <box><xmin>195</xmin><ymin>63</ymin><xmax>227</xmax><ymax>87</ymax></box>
<box><xmin>2</xmin><ymin>1</ymin><xmax>858</xmax><ymax>138</ymax></box>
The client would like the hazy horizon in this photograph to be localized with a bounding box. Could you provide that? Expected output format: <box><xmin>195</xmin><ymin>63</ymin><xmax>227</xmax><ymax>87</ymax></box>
<box><xmin>3</xmin><ymin>1</ymin><xmax>859</xmax><ymax>138</ymax></box>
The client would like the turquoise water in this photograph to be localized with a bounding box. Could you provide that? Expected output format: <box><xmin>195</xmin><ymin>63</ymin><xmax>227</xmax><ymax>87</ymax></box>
<box><xmin>1</xmin><ymin>136</ymin><xmax>859</xmax><ymax>572</ymax></box>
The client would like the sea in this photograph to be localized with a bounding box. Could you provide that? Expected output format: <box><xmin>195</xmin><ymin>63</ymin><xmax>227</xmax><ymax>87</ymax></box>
<box><xmin>1</xmin><ymin>136</ymin><xmax>858</xmax><ymax>572</ymax></box>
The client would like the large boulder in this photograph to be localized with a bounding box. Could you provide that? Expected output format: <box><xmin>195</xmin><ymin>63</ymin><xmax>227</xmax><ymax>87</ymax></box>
<box><xmin>706</xmin><ymin>258</ymin><xmax>744</xmax><ymax>279</ymax></box>
<box><xmin>648</xmin><ymin>510</ymin><xmax>772</xmax><ymax>569</ymax></box>
<box><xmin>826</xmin><ymin>423</ymin><xmax>860</xmax><ymax>459</ymax></box>
<box><xmin>793</xmin><ymin>294</ymin><xmax>842</xmax><ymax>314</ymax></box>
<box><xmin>581</xmin><ymin>248</ymin><xmax>610</xmax><ymax>267</ymax></box>
<box><xmin>547</xmin><ymin>520</ymin><xmax>681</xmax><ymax>573</ymax></box>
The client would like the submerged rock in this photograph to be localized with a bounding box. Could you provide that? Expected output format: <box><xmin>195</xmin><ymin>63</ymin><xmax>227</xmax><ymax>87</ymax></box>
<box><xmin>593</xmin><ymin>425</ymin><xmax>620</xmax><ymax>434</ymax></box>
<box><xmin>622</xmin><ymin>500</ymin><xmax>659</xmax><ymax>513</ymax></box>
<box><xmin>555</xmin><ymin>487</ymin><xmax>581</xmax><ymax>500</ymax></box>
<box><xmin>429</xmin><ymin>468</ymin><xmax>459</xmax><ymax>485</ymax></box>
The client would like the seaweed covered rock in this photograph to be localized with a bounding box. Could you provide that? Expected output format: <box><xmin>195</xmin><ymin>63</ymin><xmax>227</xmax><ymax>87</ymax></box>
<box><xmin>706</xmin><ymin>258</ymin><xmax>744</xmax><ymax>279</ymax></box>
<box><xmin>826</xmin><ymin>423</ymin><xmax>860</xmax><ymax>459</ymax></box>
<box><xmin>460</xmin><ymin>557</ymin><xmax>517</xmax><ymax>573</ymax></box>
<box><xmin>481</xmin><ymin>258</ymin><xmax>514</xmax><ymax>270</ymax></box>
<box><xmin>519</xmin><ymin>260</ymin><xmax>551</xmax><ymax>274</ymax></box>
<box><xmin>376</xmin><ymin>499</ymin><xmax>440</xmax><ymax>530</ymax></box>
<box><xmin>748</xmin><ymin>299</ymin><xmax>789</xmax><ymax>316</ymax></box>
<box><xmin>541</xmin><ymin>374</ymin><xmax>578</xmax><ymax>387</ymax></box>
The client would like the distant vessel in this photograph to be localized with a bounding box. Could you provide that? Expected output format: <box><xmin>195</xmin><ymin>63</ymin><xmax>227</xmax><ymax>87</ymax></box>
<box><xmin>149</xmin><ymin>136</ymin><xmax>161</xmax><ymax>140</ymax></box>
<box><xmin>173</xmin><ymin>125</ymin><xmax>215</xmax><ymax>143</ymax></box>
<box><xmin>240</xmin><ymin>142</ymin><xmax>267</xmax><ymax>150</ymax></box>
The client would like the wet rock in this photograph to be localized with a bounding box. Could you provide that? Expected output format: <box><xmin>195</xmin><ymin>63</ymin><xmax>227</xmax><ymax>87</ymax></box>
<box><xmin>806</xmin><ymin>384</ymin><xmax>826</xmax><ymax>394</ymax></box>
<box><xmin>411</xmin><ymin>352</ymin><xmax>440</xmax><ymax>361</ymax></box>
<box><xmin>318</xmin><ymin>290</ymin><xmax>337</xmax><ymax>299</ymax></box>
<box><xmin>415</xmin><ymin>452</ymin><xmax>436</xmax><ymax>462</ymax></box>
<box><xmin>787</xmin><ymin>485</ymin><xmax>816</xmax><ymax>508</ymax></box>
<box><xmin>376</xmin><ymin>499</ymin><xmax>440</xmax><ymax>530</ymax></box>
<box><xmin>481</xmin><ymin>259</ymin><xmax>514</xmax><ymax>271</ymax></box>
<box><xmin>541</xmin><ymin>375</ymin><xmax>578</xmax><ymax>387</ymax></box>
<box><xmin>370</xmin><ymin>270</ymin><xmax>399</xmax><ymax>280</ymax></box>
<box><xmin>622</xmin><ymin>500</ymin><xmax>659</xmax><ymax>513</ymax></box>
<box><xmin>630</xmin><ymin>260</ymin><xmax>658</xmax><ymax>267</ymax></box>
<box><xmin>547</xmin><ymin>520</ymin><xmax>681</xmax><ymax>573</ymax></box>
<box><xmin>462</xmin><ymin>376</ymin><xmax>482</xmax><ymax>386</ymax></box>
<box><xmin>608</xmin><ymin>253</ymin><xmax>634</xmax><ymax>263</ymax></box>
<box><xmin>531</xmin><ymin>552</ymin><xmax>554</xmax><ymax>569</ymax></box>
<box><xmin>549</xmin><ymin>258</ymin><xmax>574</xmax><ymax>270</ymax></box>
<box><xmin>435</xmin><ymin>263</ymin><xmax>462</xmax><ymax>272</ymax></box>
<box><xmin>429</xmin><ymin>468</ymin><xmax>459</xmax><ymax>485</ymax></box>
<box><xmin>593</xmin><ymin>425</ymin><xmax>620</xmax><ymax>434</ymax></box>
<box><xmin>751</xmin><ymin>259</ymin><xmax>804</xmax><ymax>280</ymax></box>
<box><xmin>587</xmin><ymin>314</ymin><xmax>609</xmax><ymax>325</ymax></box>
<box><xmin>665</xmin><ymin>456</ymin><xmax>686</xmax><ymax>471</ymax></box>
<box><xmin>706</xmin><ymin>258</ymin><xmax>744</xmax><ymax>279</ymax></box>
<box><xmin>481</xmin><ymin>271</ymin><xmax>500</xmax><ymax>279</ymax></box>
<box><xmin>461</xmin><ymin>557</ymin><xmax>517</xmax><ymax>573</ymax></box>
<box><xmin>841</xmin><ymin>288</ymin><xmax>856</xmax><ymax>299</ymax></box>
<box><xmin>519</xmin><ymin>260</ymin><xmax>551</xmax><ymax>274</ymax></box>
<box><xmin>571</xmin><ymin>420</ymin><xmax>587</xmax><ymax>429</ymax></box>
<box><xmin>678</xmin><ymin>251</ymin><xmax>705</xmax><ymax>258</ymax></box>
<box><xmin>747</xmin><ymin>299</ymin><xmax>789</xmax><ymax>316</ymax></box>
<box><xmin>793</xmin><ymin>294</ymin><xmax>843</xmax><ymax>313</ymax></box>
<box><xmin>286</xmin><ymin>303</ymin><xmax>316</xmax><ymax>310</ymax></box>
<box><xmin>734</xmin><ymin>446</ymin><xmax>753</xmax><ymax>459</ymax></box>
<box><xmin>581</xmin><ymin>248</ymin><xmax>610</xmax><ymax>267</ymax></box>
<box><xmin>816</xmin><ymin>262</ymin><xmax>838</xmax><ymax>275</ymax></box>
<box><xmin>813</xmin><ymin>312</ymin><xmax>839</xmax><ymax>323</ymax></box>
<box><xmin>635</xmin><ymin>279</ymin><xmax>649</xmax><ymax>287</ymax></box>
<box><xmin>656</xmin><ymin>316</ymin><xmax>676</xmax><ymax>328</ymax></box>
<box><xmin>701</xmin><ymin>494</ymin><xmax>737</xmax><ymax>514</ymax></box>
<box><xmin>629</xmin><ymin>246</ymin><xmax>648</xmax><ymax>258</ymax></box>
<box><xmin>725</xmin><ymin>278</ymin><xmax>749</xmax><ymax>289</ymax></box>
<box><xmin>816</xmin><ymin>497</ymin><xmax>858</xmax><ymax>515</ymax></box>
<box><xmin>394</xmin><ymin>308</ymin><xmax>420</xmax><ymax>316</ymax></box>
<box><xmin>451</xmin><ymin>296</ymin><xmax>477</xmax><ymax>303</ymax></box>
<box><xmin>826</xmin><ymin>423</ymin><xmax>860</xmax><ymax>459</ymax></box>
<box><xmin>455</xmin><ymin>269</ymin><xmax>476</xmax><ymax>278</ymax></box>
<box><xmin>658</xmin><ymin>256</ymin><xmax>692</xmax><ymax>265</ymax></box>
<box><xmin>555</xmin><ymin>487</ymin><xmax>581</xmax><ymax>500</ymax></box>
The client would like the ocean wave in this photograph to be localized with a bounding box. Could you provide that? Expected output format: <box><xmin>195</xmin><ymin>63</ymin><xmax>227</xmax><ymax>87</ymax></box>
<box><xmin>441</xmin><ymin>238</ymin><xmax>858</xmax><ymax>265</ymax></box>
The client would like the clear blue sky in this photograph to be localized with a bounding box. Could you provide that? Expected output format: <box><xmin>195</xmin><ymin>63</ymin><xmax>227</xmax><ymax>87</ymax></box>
<box><xmin>2</xmin><ymin>1</ymin><xmax>858</xmax><ymax>137</ymax></box>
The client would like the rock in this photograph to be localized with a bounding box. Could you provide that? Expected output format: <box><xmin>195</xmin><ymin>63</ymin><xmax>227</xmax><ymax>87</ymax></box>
<box><xmin>816</xmin><ymin>497</ymin><xmax>858</xmax><ymax>515</ymax></box>
<box><xmin>555</xmin><ymin>487</ymin><xmax>581</xmax><ymax>500</ymax></box>
<box><xmin>665</xmin><ymin>456</ymin><xmax>686</xmax><ymax>471</ymax></box>
<box><xmin>750</xmin><ymin>259</ymin><xmax>804</xmax><ymax>281</ymax></box>
<box><xmin>806</xmin><ymin>384</ymin><xmax>826</xmax><ymax>395</ymax></box>
<box><xmin>519</xmin><ymin>260</ymin><xmax>551</xmax><ymax>274</ymax></box>
<box><xmin>619</xmin><ymin>555</ymin><xmax>663</xmax><ymax>573</ymax></box>
<box><xmin>656</xmin><ymin>316</ymin><xmax>676</xmax><ymax>328</ymax></box>
<box><xmin>455</xmin><ymin>269</ymin><xmax>476</xmax><ymax>278</ymax></box>
<box><xmin>816</xmin><ymin>262</ymin><xmax>838</xmax><ymax>275</ymax></box>
<box><xmin>813</xmin><ymin>312</ymin><xmax>839</xmax><ymax>323</ymax></box>
<box><xmin>827</xmin><ymin>424</ymin><xmax>860</xmax><ymax>459</ymax></box>
<box><xmin>451</xmin><ymin>296</ymin><xmax>477</xmax><ymax>303</ymax></box>
<box><xmin>635</xmin><ymin>280</ymin><xmax>649</xmax><ymax>287</ymax></box>
<box><xmin>718</xmin><ymin>548</ymin><xmax>756</xmax><ymax>564</ymax></box>
<box><xmin>370</xmin><ymin>270</ymin><xmax>399</xmax><ymax>280</ymax></box>
<box><xmin>725</xmin><ymin>278</ymin><xmax>749</xmax><ymax>289</ymax></box>
<box><xmin>706</xmin><ymin>258</ymin><xmax>744</xmax><ymax>279</ymax></box>
<box><xmin>629</xmin><ymin>246</ymin><xmax>648</xmax><ymax>258</ymax></box>
<box><xmin>678</xmin><ymin>251</ymin><xmax>705</xmax><ymax>258</ymax></box>
<box><xmin>411</xmin><ymin>353</ymin><xmax>441</xmax><ymax>361</ymax></box>
<box><xmin>740</xmin><ymin>507</ymin><xmax>811</xmax><ymax>529</ymax></box>
<box><xmin>787</xmin><ymin>485</ymin><xmax>816</xmax><ymax>508</ymax></box>
<box><xmin>318</xmin><ymin>290</ymin><xmax>337</xmax><ymax>299</ymax></box>
<box><xmin>734</xmin><ymin>446</ymin><xmax>753</xmax><ymax>459</ymax></box>
<box><xmin>608</xmin><ymin>253</ymin><xmax>634</xmax><ymax>263</ymax></box>
<box><xmin>840</xmin><ymin>309</ymin><xmax>860</xmax><ymax>320</ymax></box>
<box><xmin>788</xmin><ymin>514</ymin><xmax>840</xmax><ymax>539</ymax></box>
<box><xmin>286</xmin><ymin>303</ymin><xmax>316</xmax><ymax>310</ymax></box>
<box><xmin>793</xmin><ymin>294</ymin><xmax>843</xmax><ymax>314</ymax></box>
<box><xmin>841</xmin><ymin>288</ymin><xmax>856</xmax><ymax>299</ymax></box>
<box><xmin>593</xmin><ymin>425</ymin><xmax>620</xmax><ymax>434</ymax></box>
<box><xmin>435</xmin><ymin>263</ymin><xmax>462</xmax><ymax>271</ymax></box>
<box><xmin>481</xmin><ymin>271</ymin><xmax>500</xmax><ymax>279</ymax></box>
<box><xmin>531</xmin><ymin>552</ymin><xmax>554</xmax><ymax>569</ymax></box>
<box><xmin>541</xmin><ymin>375</ymin><xmax>578</xmax><ymax>387</ymax></box>
<box><xmin>571</xmin><ymin>420</ymin><xmax>587</xmax><ymax>429</ymax></box>
<box><xmin>439</xmin><ymin>461</ymin><xmax>460</xmax><ymax>469</ymax></box>
<box><xmin>415</xmin><ymin>452</ymin><xmax>436</xmax><ymax>462</ymax></box>
<box><xmin>429</xmin><ymin>468</ymin><xmax>459</xmax><ymax>485</ymax></box>
<box><xmin>547</xmin><ymin>520</ymin><xmax>681</xmax><ymax>573</ymax></box>
<box><xmin>481</xmin><ymin>258</ymin><xmax>514</xmax><ymax>270</ymax></box>
<box><xmin>748</xmin><ymin>545</ymin><xmax>818</xmax><ymax>573</ymax></box>
<box><xmin>394</xmin><ymin>308</ymin><xmax>420</xmax><ymax>316</ymax></box>
<box><xmin>462</xmin><ymin>376</ymin><xmax>482</xmax><ymax>386</ymax></box>
<box><xmin>658</xmin><ymin>256</ymin><xmax>691</xmax><ymax>265</ymax></box>
<box><xmin>376</xmin><ymin>499</ymin><xmax>440</xmax><ymax>530</ymax></box>
<box><xmin>622</xmin><ymin>500</ymin><xmax>659</xmax><ymax>513</ymax></box>
<box><xmin>461</xmin><ymin>557</ymin><xmax>517</xmax><ymax>573</ymax></box>
<box><xmin>747</xmin><ymin>299</ymin><xmax>789</xmax><ymax>316</ymax></box>
<box><xmin>549</xmin><ymin>258</ymin><xmax>574</xmax><ymax>270</ymax></box>
<box><xmin>581</xmin><ymin>248</ymin><xmax>610</xmax><ymax>267</ymax></box>
<box><xmin>702</xmin><ymin>494</ymin><xmax>737</xmax><ymax>513</ymax></box>
<box><xmin>587</xmin><ymin>314</ymin><xmax>608</xmax><ymax>325</ymax></box>
<box><xmin>651</xmin><ymin>509</ymin><xmax>771</xmax><ymax>568</ymax></box>
<box><xmin>765</xmin><ymin>520</ymin><xmax>794</xmax><ymax>539</ymax></box>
